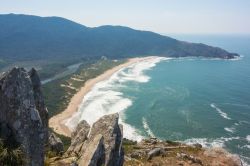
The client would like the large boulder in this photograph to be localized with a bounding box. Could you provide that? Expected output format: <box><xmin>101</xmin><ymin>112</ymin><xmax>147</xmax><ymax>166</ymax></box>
<box><xmin>66</xmin><ymin>120</ymin><xmax>90</xmax><ymax>156</ymax></box>
<box><xmin>86</xmin><ymin>113</ymin><xmax>124</xmax><ymax>166</ymax></box>
<box><xmin>0</xmin><ymin>67</ymin><xmax>48</xmax><ymax>166</ymax></box>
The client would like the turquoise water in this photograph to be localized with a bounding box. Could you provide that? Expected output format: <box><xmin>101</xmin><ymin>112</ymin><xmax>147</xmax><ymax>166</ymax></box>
<box><xmin>67</xmin><ymin>35</ymin><xmax>250</xmax><ymax>164</ymax></box>
<box><xmin>124</xmin><ymin>35</ymin><xmax>250</xmax><ymax>164</ymax></box>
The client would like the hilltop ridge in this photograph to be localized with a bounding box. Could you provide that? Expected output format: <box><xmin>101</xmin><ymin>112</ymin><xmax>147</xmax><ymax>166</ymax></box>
<box><xmin>0</xmin><ymin>14</ymin><xmax>238</xmax><ymax>66</ymax></box>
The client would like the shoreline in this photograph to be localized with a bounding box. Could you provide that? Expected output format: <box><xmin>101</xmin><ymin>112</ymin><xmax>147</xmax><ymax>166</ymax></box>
<box><xmin>49</xmin><ymin>57</ymin><xmax>154</xmax><ymax>137</ymax></box>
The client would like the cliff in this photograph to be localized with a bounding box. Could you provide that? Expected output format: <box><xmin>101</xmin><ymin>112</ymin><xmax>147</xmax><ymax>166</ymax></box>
<box><xmin>0</xmin><ymin>67</ymin><xmax>48</xmax><ymax>165</ymax></box>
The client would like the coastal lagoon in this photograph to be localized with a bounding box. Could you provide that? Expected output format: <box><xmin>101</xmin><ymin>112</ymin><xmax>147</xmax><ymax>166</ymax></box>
<box><xmin>67</xmin><ymin>35</ymin><xmax>250</xmax><ymax>165</ymax></box>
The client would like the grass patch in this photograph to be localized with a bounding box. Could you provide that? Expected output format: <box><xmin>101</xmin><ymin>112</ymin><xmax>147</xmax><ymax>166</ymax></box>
<box><xmin>0</xmin><ymin>139</ymin><xmax>26</xmax><ymax>166</ymax></box>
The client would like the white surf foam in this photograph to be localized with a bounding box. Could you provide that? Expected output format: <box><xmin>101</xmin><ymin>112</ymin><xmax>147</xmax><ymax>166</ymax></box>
<box><xmin>119</xmin><ymin>116</ymin><xmax>144</xmax><ymax>141</ymax></box>
<box><xmin>224</xmin><ymin>127</ymin><xmax>236</xmax><ymax>133</ymax></box>
<box><xmin>183</xmin><ymin>136</ymin><xmax>240</xmax><ymax>148</ymax></box>
<box><xmin>242</xmin><ymin>145</ymin><xmax>250</xmax><ymax>149</ymax></box>
<box><xmin>142</xmin><ymin>117</ymin><xmax>156</xmax><ymax>138</ymax></box>
<box><xmin>246</xmin><ymin>135</ymin><xmax>250</xmax><ymax>142</ymax></box>
<box><xmin>229</xmin><ymin>55</ymin><xmax>244</xmax><ymax>61</ymax></box>
<box><xmin>65</xmin><ymin>56</ymin><xmax>169</xmax><ymax>141</ymax></box>
<box><xmin>210</xmin><ymin>103</ymin><xmax>231</xmax><ymax>120</ymax></box>
<box><xmin>240</xmin><ymin>155</ymin><xmax>250</xmax><ymax>166</ymax></box>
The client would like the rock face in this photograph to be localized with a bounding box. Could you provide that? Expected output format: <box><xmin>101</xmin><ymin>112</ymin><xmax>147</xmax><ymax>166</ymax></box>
<box><xmin>48</xmin><ymin>131</ymin><xmax>64</xmax><ymax>154</ymax></box>
<box><xmin>86</xmin><ymin>113</ymin><xmax>124</xmax><ymax>166</ymax></box>
<box><xmin>29</xmin><ymin>68</ymin><xmax>49</xmax><ymax>142</ymax></box>
<box><xmin>0</xmin><ymin>67</ymin><xmax>48</xmax><ymax>166</ymax></box>
<box><xmin>66</xmin><ymin>113</ymin><xmax>124</xmax><ymax>166</ymax></box>
<box><xmin>79</xmin><ymin>134</ymin><xmax>105</xmax><ymax>166</ymax></box>
<box><xmin>66</xmin><ymin>120</ymin><xmax>90</xmax><ymax>156</ymax></box>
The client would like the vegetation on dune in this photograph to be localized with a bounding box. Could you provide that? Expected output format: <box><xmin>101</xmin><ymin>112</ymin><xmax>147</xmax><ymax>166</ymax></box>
<box><xmin>38</xmin><ymin>58</ymin><xmax>83</xmax><ymax>80</ymax></box>
<box><xmin>42</xmin><ymin>58</ymin><xmax>124</xmax><ymax>118</ymax></box>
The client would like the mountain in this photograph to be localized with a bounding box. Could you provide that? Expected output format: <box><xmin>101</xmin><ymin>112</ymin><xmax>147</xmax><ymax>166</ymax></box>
<box><xmin>0</xmin><ymin>14</ymin><xmax>238</xmax><ymax>64</ymax></box>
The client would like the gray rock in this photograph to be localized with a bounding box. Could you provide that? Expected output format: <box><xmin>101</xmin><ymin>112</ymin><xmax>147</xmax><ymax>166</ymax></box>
<box><xmin>147</xmin><ymin>147</ymin><xmax>166</xmax><ymax>160</ymax></box>
<box><xmin>48</xmin><ymin>131</ymin><xmax>64</xmax><ymax>154</ymax></box>
<box><xmin>193</xmin><ymin>143</ymin><xmax>202</xmax><ymax>149</ymax></box>
<box><xmin>66</xmin><ymin>120</ymin><xmax>90</xmax><ymax>156</ymax></box>
<box><xmin>29</xmin><ymin>68</ymin><xmax>49</xmax><ymax>142</ymax></box>
<box><xmin>130</xmin><ymin>151</ymin><xmax>143</xmax><ymax>159</ymax></box>
<box><xmin>79</xmin><ymin>134</ymin><xmax>105</xmax><ymax>166</ymax></box>
<box><xmin>0</xmin><ymin>67</ymin><xmax>48</xmax><ymax>166</ymax></box>
<box><xmin>87</xmin><ymin>113</ymin><xmax>124</xmax><ymax>166</ymax></box>
<box><xmin>71</xmin><ymin>162</ymin><xmax>79</xmax><ymax>166</ymax></box>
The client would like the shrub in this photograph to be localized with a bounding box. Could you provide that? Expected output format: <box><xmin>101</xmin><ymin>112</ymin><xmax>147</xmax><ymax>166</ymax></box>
<box><xmin>0</xmin><ymin>139</ymin><xmax>26</xmax><ymax>166</ymax></box>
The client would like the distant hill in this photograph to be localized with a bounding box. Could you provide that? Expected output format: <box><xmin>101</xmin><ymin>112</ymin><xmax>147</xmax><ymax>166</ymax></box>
<box><xmin>0</xmin><ymin>14</ymin><xmax>238</xmax><ymax>63</ymax></box>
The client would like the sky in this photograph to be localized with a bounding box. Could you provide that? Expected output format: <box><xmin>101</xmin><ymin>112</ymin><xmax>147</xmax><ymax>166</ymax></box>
<box><xmin>0</xmin><ymin>0</ymin><xmax>250</xmax><ymax>34</ymax></box>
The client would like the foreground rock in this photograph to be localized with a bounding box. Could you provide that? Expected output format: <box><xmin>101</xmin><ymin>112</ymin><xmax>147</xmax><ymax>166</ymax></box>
<box><xmin>84</xmin><ymin>113</ymin><xmax>124</xmax><ymax>166</ymax></box>
<box><xmin>50</xmin><ymin>113</ymin><xmax>124</xmax><ymax>166</ymax></box>
<box><xmin>79</xmin><ymin>134</ymin><xmax>105</xmax><ymax>166</ymax></box>
<box><xmin>66</xmin><ymin>120</ymin><xmax>90</xmax><ymax>157</ymax></box>
<box><xmin>0</xmin><ymin>67</ymin><xmax>48</xmax><ymax>166</ymax></box>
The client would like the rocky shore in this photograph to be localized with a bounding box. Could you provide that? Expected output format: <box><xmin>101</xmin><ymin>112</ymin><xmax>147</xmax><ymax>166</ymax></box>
<box><xmin>0</xmin><ymin>67</ymin><xmax>243</xmax><ymax>166</ymax></box>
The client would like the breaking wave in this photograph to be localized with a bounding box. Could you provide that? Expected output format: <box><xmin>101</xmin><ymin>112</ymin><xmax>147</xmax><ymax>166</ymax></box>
<box><xmin>224</xmin><ymin>127</ymin><xmax>236</xmax><ymax>133</ymax></box>
<box><xmin>65</xmin><ymin>56</ymin><xmax>169</xmax><ymax>141</ymax></box>
<box><xmin>247</xmin><ymin>135</ymin><xmax>250</xmax><ymax>142</ymax></box>
<box><xmin>210</xmin><ymin>103</ymin><xmax>231</xmax><ymax>120</ymax></box>
<box><xmin>183</xmin><ymin>136</ymin><xmax>240</xmax><ymax>148</ymax></box>
<box><xmin>142</xmin><ymin>117</ymin><xmax>156</xmax><ymax>138</ymax></box>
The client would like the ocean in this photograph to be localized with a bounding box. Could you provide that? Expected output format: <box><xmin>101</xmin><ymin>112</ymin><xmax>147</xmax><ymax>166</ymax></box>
<box><xmin>66</xmin><ymin>35</ymin><xmax>250</xmax><ymax>165</ymax></box>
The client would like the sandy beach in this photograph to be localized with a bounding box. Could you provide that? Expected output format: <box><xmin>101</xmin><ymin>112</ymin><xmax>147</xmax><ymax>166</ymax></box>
<box><xmin>49</xmin><ymin>57</ymin><xmax>152</xmax><ymax>137</ymax></box>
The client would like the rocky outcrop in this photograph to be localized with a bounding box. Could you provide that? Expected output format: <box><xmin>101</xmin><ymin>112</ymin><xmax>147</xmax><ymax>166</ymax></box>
<box><xmin>0</xmin><ymin>67</ymin><xmax>48</xmax><ymax>166</ymax></box>
<box><xmin>48</xmin><ymin>131</ymin><xmax>64</xmax><ymax>154</ymax></box>
<box><xmin>86</xmin><ymin>113</ymin><xmax>124</xmax><ymax>166</ymax></box>
<box><xmin>147</xmin><ymin>147</ymin><xmax>166</xmax><ymax>160</ymax></box>
<box><xmin>79</xmin><ymin>134</ymin><xmax>105</xmax><ymax>166</ymax></box>
<box><xmin>29</xmin><ymin>68</ymin><xmax>49</xmax><ymax>142</ymax></box>
<box><xmin>66</xmin><ymin>120</ymin><xmax>90</xmax><ymax>156</ymax></box>
<box><xmin>65</xmin><ymin>113</ymin><xmax>124</xmax><ymax>166</ymax></box>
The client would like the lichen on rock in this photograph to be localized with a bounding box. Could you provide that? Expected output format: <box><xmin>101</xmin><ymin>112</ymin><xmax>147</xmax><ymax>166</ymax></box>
<box><xmin>0</xmin><ymin>67</ymin><xmax>48</xmax><ymax>166</ymax></box>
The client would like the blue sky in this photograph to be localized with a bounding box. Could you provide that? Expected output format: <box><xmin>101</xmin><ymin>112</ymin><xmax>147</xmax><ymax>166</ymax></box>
<box><xmin>1</xmin><ymin>0</ymin><xmax>250</xmax><ymax>34</ymax></box>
